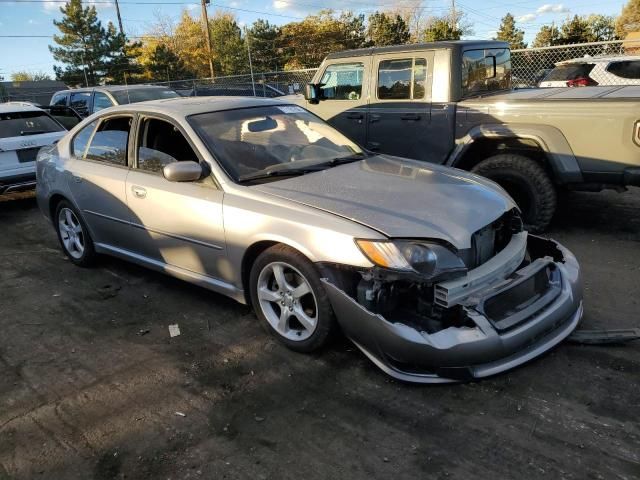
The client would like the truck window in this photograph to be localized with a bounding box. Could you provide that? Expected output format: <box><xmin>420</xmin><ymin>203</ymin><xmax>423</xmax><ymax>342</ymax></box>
<box><xmin>378</xmin><ymin>58</ymin><xmax>427</xmax><ymax>100</ymax></box>
<box><xmin>70</xmin><ymin>92</ymin><xmax>92</xmax><ymax>116</ymax></box>
<box><xmin>319</xmin><ymin>63</ymin><xmax>364</xmax><ymax>100</ymax></box>
<box><xmin>93</xmin><ymin>92</ymin><xmax>114</xmax><ymax>112</ymax></box>
<box><xmin>462</xmin><ymin>48</ymin><xmax>511</xmax><ymax>97</ymax></box>
<box><xmin>51</xmin><ymin>92</ymin><xmax>67</xmax><ymax>107</ymax></box>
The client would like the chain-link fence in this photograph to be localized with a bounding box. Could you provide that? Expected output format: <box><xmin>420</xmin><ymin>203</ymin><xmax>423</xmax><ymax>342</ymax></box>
<box><xmin>512</xmin><ymin>39</ymin><xmax>640</xmax><ymax>88</ymax></box>
<box><xmin>147</xmin><ymin>68</ymin><xmax>318</xmax><ymax>98</ymax></box>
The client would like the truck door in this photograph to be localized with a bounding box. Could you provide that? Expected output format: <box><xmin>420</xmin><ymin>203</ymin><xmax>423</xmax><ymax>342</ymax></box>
<box><xmin>367</xmin><ymin>52</ymin><xmax>434</xmax><ymax>161</ymax></box>
<box><xmin>309</xmin><ymin>59</ymin><xmax>370</xmax><ymax>147</ymax></box>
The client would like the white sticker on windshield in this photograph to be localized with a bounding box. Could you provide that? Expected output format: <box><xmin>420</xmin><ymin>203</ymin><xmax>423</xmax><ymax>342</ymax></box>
<box><xmin>277</xmin><ymin>106</ymin><xmax>305</xmax><ymax>114</ymax></box>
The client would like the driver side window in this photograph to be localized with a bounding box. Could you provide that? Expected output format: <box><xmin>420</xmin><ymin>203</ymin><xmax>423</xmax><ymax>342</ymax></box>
<box><xmin>136</xmin><ymin>117</ymin><xmax>199</xmax><ymax>174</ymax></box>
<box><xmin>319</xmin><ymin>63</ymin><xmax>364</xmax><ymax>100</ymax></box>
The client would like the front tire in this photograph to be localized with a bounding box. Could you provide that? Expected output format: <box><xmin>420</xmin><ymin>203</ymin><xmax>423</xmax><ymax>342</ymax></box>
<box><xmin>249</xmin><ymin>244</ymin><xmax>337</xmax><ymax>353</ymax></box>
<box><xmin>54</xmin><ymin>200</ymin><xmax>96</xmax><ymax>267</ymax></box>
<box><xmin>471</xmin><ymin>154</ymin><xmax>557</xmax><ymax>233</ymax></box>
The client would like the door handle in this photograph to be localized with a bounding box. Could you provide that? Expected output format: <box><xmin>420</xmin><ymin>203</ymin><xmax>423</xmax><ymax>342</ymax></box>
<box><xmin>369</xmin><ymin>114</ymin><xmax>381</xmax><ymax>123</ymax></box>
<box><xmin>346</xmin><ymin>113</ymin><xmax>364</xmax><ymax>120</ymax></box>
<box><xmin>131</xmin><ymin>186</ymin><xmax>147</xmax><ymax>199</ymax></box>
<box><xmin>401</xmin><ymin>113</ymin><xmax>421</xmax><ymax>121</ymax></box>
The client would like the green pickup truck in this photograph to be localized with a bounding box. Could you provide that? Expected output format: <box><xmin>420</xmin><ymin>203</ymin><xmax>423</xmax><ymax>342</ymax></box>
<box><xmin>289</xmin><ymin>40</ymin><xmax>640</xmax><ymax>231</ymax></box>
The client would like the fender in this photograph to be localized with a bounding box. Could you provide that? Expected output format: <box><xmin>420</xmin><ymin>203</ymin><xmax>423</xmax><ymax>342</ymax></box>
<box><xmin>447</xmin><ymin>124</ymin><xmax>583</xmax><ymax>184</ymax></box>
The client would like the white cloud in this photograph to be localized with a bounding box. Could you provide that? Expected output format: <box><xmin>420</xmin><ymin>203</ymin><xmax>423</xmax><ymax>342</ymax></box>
<box><xmin>273</xmin><ymin>0</ymin><xmax>289</xmax><ymax>9</ymax></box>
<box><xmin>536</xmin><ymin>4</ymin><xmax>569</xmax><ymax>14</ymax></box>
<box><xmin>517</xmin><ymin>13</ymin><xmax>538</xmax><ymax>23</ymax></box>
<box><xmin>186</xmin><ymin>3</ymin><xmax>198</xmax><ymax>10</ymax></box>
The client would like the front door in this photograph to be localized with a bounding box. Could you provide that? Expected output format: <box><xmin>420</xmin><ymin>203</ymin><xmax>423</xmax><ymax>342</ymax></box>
<box><xmin>308</xmin><ymin>60</ymin><xmax>370</xmax><ymax>147</ymax></box>
<box><xmin>66</xmin><ymin>115</ymin><xmax>135</xmax><ymax>250</ymax></box>
<box><xmin>125</xmin><ymin>115</ymin><xmax>227</xmax><ymax>280</ymax></box>
<box><xmin>367</xmin><ymin>53</ymin><xmax>434</xmax><ymax>161</ymax></box>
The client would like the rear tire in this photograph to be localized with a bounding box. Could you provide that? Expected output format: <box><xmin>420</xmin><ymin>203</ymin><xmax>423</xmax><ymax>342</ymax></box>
<box><xmin>54</xmin><ymin>200</ymin><xmax>96</xmax><ymax>267</ymax></box>
<box><xmin>471</xmin><ymin>154</ymin><xmax>557</xmax><ymax>233</ymax></box>
<box><xmin>249</xmin><ymin>244</ymin><xmax>337</xmax><ymax>353</ymax></box>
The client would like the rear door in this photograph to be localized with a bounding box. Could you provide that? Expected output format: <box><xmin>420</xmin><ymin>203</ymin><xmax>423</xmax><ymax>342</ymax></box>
<box><xmin>310</xmin><ymin>59</ymin><xmax>370</xmax><ymax>146</ymax></box>
<box><xmin>66</xmin><ymin>114</ymin><xmax>135</xmax><ymax>250</ymax></box>
<box><xmin>367</xmin><ymin>52</ymin><xmax>434</xmax><ymax>160</ymax></box>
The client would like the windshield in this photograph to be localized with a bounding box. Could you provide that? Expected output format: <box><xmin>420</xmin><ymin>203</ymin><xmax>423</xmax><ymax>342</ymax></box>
<box><xmin>188</xmin><ymin>105</ymin><xmax>364</xmax><ymax>182</ymax></box>
<box><xmin>0</xmin><ymin>111</ymin><xmax>64</xmax><ymax>139</ymax></box>
<box><xmin>111</xmin><ymin>88</ymin><xmax>179</xmax><ymax>104</ymax></box>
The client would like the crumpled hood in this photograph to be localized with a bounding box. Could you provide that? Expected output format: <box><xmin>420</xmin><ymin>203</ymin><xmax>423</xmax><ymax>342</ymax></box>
<box><xmin>253</xmin><ymin>155</ymin><xmax>516</xmax><ymax>249</ymax></box>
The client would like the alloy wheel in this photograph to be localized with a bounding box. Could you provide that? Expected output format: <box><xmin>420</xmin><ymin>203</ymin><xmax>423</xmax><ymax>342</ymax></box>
<box><xmin>256</xmin><ymin>261</ymin><xmax>318</xmax><ymax>341</ymax></box>
<box><xmin>58</xmin><ymin>207</ymin><xmax>85</xmax><ymax>260</ymax></box>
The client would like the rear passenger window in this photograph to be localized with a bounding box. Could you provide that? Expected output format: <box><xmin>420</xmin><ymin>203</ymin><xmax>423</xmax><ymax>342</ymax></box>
<box><xmin>93</xmin><ymin>92</ymin><xmax>114</xmax><ymax>112</ymax></box>
<box><xmin>85</xmin><ymin>116</ymin><xmax>131</xmax><ymax>166</ymax></box>
<box><xmin>70</xmin><ymin>92</ymin><xmax>91</xmax><ymax>116</ymax></box>
<box><xmin>71</xmin><ymin>120</ymin><xmax>98</xmax><ymax>158</ymax></box>
<box><xmin>319</xmin><ymin>63</ymin><xmax>364</xmax><ymax>100</ymax></box>
<box><xmin>378</xmin><ymin>58</ymin><xmax>427</xmax><ymax>100</ymax></box>
<box><xmin>607</xmin><ymin>60</ymin><xmax>640</xmax><ymax>79</ymax></box>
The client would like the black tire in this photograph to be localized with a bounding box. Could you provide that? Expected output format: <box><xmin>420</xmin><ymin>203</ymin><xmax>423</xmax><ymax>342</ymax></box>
<box><xmin>249</xmin><ymin>244</ymin><xmax>337</xmax><ymax>353</ymax></box>
<box><xmin>471</xmin><ymin>154</ymin><xmax>557</xmax><ymax>233</ymax></box>
<box><xmin>54</xmin><ymin>200</ymin><xmax>97</xmax><ymax>267</ymax></box>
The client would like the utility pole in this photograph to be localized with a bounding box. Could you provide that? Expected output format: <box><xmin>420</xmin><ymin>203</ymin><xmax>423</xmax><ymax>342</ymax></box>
<box><xmin>201</xmin><ymin>0</ymin><xmax>215</xmax><ymax>78</ymax></box>
<box><xmin>245</xmin><ymin>27</ymin><xmax>256</xmax><ymax>97</ymax></box>
<box><xmin>114</xmin><ymin>0</ymin><xmax>124</xmax><ymax>36</ymax></box>
<box><xmin>450</xmin><ymin>0</ymin><xmax>457</xmax><ymax>33</ymax></box>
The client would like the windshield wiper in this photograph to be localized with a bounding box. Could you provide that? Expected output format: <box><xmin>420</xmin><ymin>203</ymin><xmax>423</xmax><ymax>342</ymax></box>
<box><xmin>20</xmin><ymin>130</ymin><xmax>48</xmax><ymax>136</ymax></box>
<box><xmin>238</xmin><ymin>168</ymin><xmax>316</xmax><ymax>183</ymax></box>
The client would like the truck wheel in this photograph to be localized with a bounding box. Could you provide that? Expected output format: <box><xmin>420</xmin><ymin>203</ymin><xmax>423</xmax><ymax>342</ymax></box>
<box><xmin>471</xmin><ymin>154</ymin><xmax>556</xmax><ymax>233</ymax></box>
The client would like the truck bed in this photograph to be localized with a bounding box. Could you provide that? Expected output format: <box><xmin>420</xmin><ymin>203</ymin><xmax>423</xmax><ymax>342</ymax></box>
<box><xmin>464</xmin><ymin>85</ymin><xmax>640</xmax><ymax>101</ymax></box>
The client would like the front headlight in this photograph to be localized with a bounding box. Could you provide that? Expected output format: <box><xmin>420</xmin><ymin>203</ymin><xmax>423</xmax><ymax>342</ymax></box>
<box><xmin>356</xmin><ymin>239</ymin><xmax>467</xmax><ymax>278</ymax></box>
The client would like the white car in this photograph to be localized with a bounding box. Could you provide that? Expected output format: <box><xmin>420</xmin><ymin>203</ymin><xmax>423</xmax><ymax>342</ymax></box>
<box><xmin>0</xmin><ymin>104</ymin><xmax>67</xmax><ymax>194</ymax></box>
<box><xmin>539</xmin><ymin>56</ymin><xmax>640</xmax><ymax>87</ymax></box>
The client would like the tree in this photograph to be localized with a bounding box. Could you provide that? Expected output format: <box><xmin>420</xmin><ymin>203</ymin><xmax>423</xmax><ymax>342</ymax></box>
<box><xmin>585</xmin><ymin>14</ymin><xmax>618</xmax><ymax>42</ymax></box>
<box><xmin>616</xmin><ymin>0</ymin><xmax>640</xmax><ymax>38</ymax></box>
<box><xmin>558</xmin><ymin>15</ymin><xmax>591</xmax><ymax>44</ymax></box>
<box><xmin>532</xmin><ymin>25</ymin><xmax>561</xmax><ymax>47</ymax></box>
<box><xmin>145</xmin><ymin>44</ymin><xmax>190</xmax><ymax>81</ymax></box>
<box><xmin>209</xmin><ymin>12</ymin><xmax>247</xmax><ymax>76</ymax></box>
<box><xmin>495</xmin><ymin>13</ymin><xmax>526</xmax><ymax>49</ymax></box>
<box><xmin>366</xmin><ymin>12</ymin><xmax>411</xmax><ymax>46</ymax></box>
<box><xmin>422</xmin><ymin>18</ymin><xmax>463</xmax><ymax>42</ymax></box>
<box><xmin>10</xmin><ymin>71</ymin><xmax>51</xmax><ymax>81</ymax></box>
<box><xmin>103</xmin><ymin>22</ymin><xmax>143</xmax><ymax>84</ymax></box>
<box><xmin>246</xmin><ymin>19</ymin><xmax>281</xmax><ymax>72</ymax></box>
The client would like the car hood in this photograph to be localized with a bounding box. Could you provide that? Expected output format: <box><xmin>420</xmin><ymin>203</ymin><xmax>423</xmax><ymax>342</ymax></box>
<box><xmin>252</xmin><ymin>155</ymin><xmax>516</xmax><ymax>249</ymax></box>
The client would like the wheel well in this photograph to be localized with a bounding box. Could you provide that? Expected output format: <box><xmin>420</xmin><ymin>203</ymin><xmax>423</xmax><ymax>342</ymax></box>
<box><xmin>454</xmin><ymin>137</ymin><xmax>553</xmax><ymax>176</ymax></box>
<box><xmin>48</xmin><ymin>193</ymin><xmax>67</xmax><ymax>220</ymax></box>
<box><xmin>241</xmin><ymin>240</ymin><xmax>279</xmax><ymax>305</ymax></box>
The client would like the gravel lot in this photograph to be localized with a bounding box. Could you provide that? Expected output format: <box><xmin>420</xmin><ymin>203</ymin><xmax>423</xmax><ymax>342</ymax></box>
<box><xmin>1</xmin><ymin>189</ymin><xmax>639</xmax><ymax>480</ymax></box>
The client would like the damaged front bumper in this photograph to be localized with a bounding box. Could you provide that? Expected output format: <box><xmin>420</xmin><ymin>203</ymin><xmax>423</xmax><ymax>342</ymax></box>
<box><xmin>323</xmin><ymin>234</ymin><xmax>583</xmax><ymax>383</ymax></box>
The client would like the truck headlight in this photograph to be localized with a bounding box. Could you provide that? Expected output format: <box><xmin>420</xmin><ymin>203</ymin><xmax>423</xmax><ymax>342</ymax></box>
<box><xmin>355</xmin><ymin>239</ymin><xmax>467</xmax><ymax>279</ymax></box>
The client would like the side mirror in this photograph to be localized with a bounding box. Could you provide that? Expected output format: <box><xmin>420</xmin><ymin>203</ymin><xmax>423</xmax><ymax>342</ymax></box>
<box><xmin>304</xmin><ymin>83</ymin><xmax>321</xmax><ymax>104</ymax></box>
<box><xmin>163</xmin><ymin>161</ymin><xmax>203</xmax><ymax>182</ymax></box>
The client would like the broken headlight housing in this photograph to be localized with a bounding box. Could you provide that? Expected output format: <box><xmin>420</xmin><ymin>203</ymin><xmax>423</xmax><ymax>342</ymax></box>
<box><xmin>355</xmin><ymin>239</ymin><xmax>467</xmax><ymax>280</ymax></box>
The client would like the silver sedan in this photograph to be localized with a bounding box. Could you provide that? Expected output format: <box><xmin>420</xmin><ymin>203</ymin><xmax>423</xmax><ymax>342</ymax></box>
<box><xmin>36</xmin><ymin>97</ymin><xmax>583</xmax><ymax>383</ymax></box>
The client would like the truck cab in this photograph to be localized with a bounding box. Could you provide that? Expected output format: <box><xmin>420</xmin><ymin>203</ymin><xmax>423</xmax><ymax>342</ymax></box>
<box><xmin>299</xmin><ymin>41</ymin><xmax>510</xmax><ymax>163</ymax></box>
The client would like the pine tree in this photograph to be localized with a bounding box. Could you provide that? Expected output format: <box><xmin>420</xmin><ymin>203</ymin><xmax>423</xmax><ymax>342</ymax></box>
<box><xmin>616</xmin><ymin>0</ymin><xmax>640</xmax><ymax>38</ymax></box>
<box><xmin>366</xmin><ymin>12</ymin><xmax>411</xmax><ymax>47</ymax></box>
<box><xmin>532</xmin><ymin>25</ymin><xmax>561</xmax><ymax>47</ymax></box>
<box><xmin>495</xmin><ymin>13</ymin><xmax>526</xmax><ymax>49</ymax></box>
<box><xmin>246</xmin><ymin>20</ymin><xmax>281</xmax><ymax>72</ymax></box>
<box><xmin>423</xmin><ymin>18</ymin><xmax>463</xmax><ymax>42</ymax></box>
<box><xmin>147</xmin><ymin>44</ymin><xmax>190</xmax><ymax>81</ymax></box>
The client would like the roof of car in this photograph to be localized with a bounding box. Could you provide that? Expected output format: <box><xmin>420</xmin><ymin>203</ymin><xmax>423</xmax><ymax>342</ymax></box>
<box><xmin>100</xmin><ymin>95</ymin><xmax>292</xmax><ymax>116</ymax></box>
<box><xmin>325</xmin><ymin>40</ymin><xmax>509</xmax><ymax>59</ymax></box>
<box><xmin>0</xmin><ymin>103</ymin><xmax>43</xmax><ymax>114</ymax></box>
<box><xmin>557</xmin><ymin>55</ymin><xmax>640</xmax><ymax>65</ymax></box>
<box><xmin>54</xmin><ymin>84</ymin><xmax>174</xmax><ymax>94</ymax></box>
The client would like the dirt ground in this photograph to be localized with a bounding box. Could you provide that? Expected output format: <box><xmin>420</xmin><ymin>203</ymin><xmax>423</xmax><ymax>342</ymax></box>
<box><xmin>0</xmin><ymin>188</ymin><xmax>639</xmax><ymax>480</ymax></box>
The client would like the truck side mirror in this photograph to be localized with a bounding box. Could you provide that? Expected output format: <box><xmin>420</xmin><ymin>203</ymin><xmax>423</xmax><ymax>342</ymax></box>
<box><xmin>304</xmin><ymin>83</ymin><xmax>321</xmax><ymax>104</ymax></box>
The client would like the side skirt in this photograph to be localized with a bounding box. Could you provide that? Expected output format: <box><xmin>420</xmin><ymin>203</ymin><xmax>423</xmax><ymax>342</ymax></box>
<box><xmin>94</xmin><ymin>242</ymin><xmax>247</xmax><ymax>304</ymax></box>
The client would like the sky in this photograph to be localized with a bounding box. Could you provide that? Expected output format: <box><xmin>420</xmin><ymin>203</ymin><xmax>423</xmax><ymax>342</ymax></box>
<box><xmin>0</xmin><ymin>0</ymin><xmax>629</xmax><ymax>79</ymax></box>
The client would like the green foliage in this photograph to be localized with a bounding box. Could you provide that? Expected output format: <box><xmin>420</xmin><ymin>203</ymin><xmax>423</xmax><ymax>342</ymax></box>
<box><xmin>366</xmin><ymin>12</ymin><xmax>411</xmax><ymax>46</ymax></box>
<box><xmin>10</xmin><ymin>71</ymin><xmax>52</xmax><ymax>81</ymax></box>
<box><xmin>246</xmin><ymin>19</ymin><xmax>281</xmax><ymax>72</ymax></box>
<box><xmin>147</xmin><ymin>44</ymin><xmax>190</xmax><ymax>81</ymax></box>
<box><xmin>531</xmin><ymin>25</ymin><xmax>562</xmax><ymax>47</ymax></box>
<box><xmin>49</xmin><ymin>0</ymin><xmax>140</xmax><ymax>86</ymax></box>
<box><xmin>616</xmin><ymin>0</ymin><xmax>640</xmax><ymax>38</ymax></box>
<box><xmin>422</xmin><ymin>18</ymin><xmax>463</xmax><ymax>42</ymax></box>
<box><xmin>495</xmin><ymin>13</ymin><xmax>526</xmax><ymax>49</ymax></box>
<box><xmin>209</xmin><ymin>13</ymin><xmax>248</xmax><ymax>76</ymax></box>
